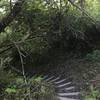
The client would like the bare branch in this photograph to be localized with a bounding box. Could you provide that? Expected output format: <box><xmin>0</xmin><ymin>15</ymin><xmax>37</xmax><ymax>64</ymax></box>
<box><xmin>13</xmin><ymin>41</ymin><xmax>27</xmax><ymax>84</ymax></box>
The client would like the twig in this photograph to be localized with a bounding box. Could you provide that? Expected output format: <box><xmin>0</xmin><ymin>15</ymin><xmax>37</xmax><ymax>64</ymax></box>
<box><xmin>0</xmin><ymin>34</ymin><xmax>46</xmax><ymax>55</ymax></box>
<box><xmin>13</xmin><ymin>41</ymin><xmax>27</xmax><ymax>84</ymax></box>
<box><xmin>13</xmin><ymin>41</ymin><xmax>31</xmax><ymax>100</ymax></box>
<box><xmin>10</xmin><ymin>0</ymin><xmax>12</xmax><ymax>12</ymax></box>
<box><xmin>0</xmin><ymin>58</ymin><xmax>3</xmax><ymax>68</ymax></box>
<box><xmin>0</xmin><ymin>46</ymin><xmax>12</xmax><ymax>55</ymax></box>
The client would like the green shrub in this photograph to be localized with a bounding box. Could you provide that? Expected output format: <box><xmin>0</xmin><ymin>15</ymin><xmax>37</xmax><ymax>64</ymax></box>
<box><xmin>86</xmin><ymin>50</ymin><xmax>100</xmax><ymax>61</ymax></box>
<box><xmin>85</xmin><ymin>85</ymin><xmax>100</xmax><ymax>100</ymax></box>
<box><xmin>3</xmin><ymin>76</ymin><xmax>55</xmax><ymax>100</ymax></box>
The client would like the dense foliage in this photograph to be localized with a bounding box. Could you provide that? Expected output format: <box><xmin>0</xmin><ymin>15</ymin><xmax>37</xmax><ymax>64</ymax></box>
<box><xmin>0</xmin><ymin>0</ymin><xmax>100</xmax><ymax>99</ymax></box>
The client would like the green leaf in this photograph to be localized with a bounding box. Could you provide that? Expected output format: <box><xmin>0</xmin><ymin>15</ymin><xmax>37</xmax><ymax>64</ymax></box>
<box><xmin>5</xmin><ymin>88</ymin><xmax>17</xmax><ymax>94</ymax></box>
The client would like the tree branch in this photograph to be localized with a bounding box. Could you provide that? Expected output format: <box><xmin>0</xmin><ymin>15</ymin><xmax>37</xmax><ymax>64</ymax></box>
<box><xmin>68</xmin><ymin>0</ymin><xmax>96</xmax><ymax>24</ymax></box>
<box><xmin>0</xmin><ymin>0</ymin><xmax>25</xmax><ymax>33</ymax></box>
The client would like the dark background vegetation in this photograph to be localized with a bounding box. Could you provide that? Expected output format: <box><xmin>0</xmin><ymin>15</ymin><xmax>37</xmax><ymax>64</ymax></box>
<box><xmin>0</xmin><ymin>0</ymin><xmax>100</xmax><ymax>100</ymax></box>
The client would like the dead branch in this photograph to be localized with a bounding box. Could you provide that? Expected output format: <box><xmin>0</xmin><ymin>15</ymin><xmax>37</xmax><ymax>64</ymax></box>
<box><xmin>13</xmin><ymin>41</ymin><xmax>27</xmax><ymax>84</ymax></box>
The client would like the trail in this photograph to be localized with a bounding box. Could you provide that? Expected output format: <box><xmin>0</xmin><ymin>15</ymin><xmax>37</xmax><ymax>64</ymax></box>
<box><xmin>32</xmin><ymin>74</ymin><xmax>83</xmax><ymax>100</ymax></box>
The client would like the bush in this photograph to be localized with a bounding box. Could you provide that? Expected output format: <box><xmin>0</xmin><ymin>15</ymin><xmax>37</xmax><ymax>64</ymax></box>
<box><xmin>1</xmin><ymin>76</ymin><xmax>55</xmax><ymax>100</ymax></box>
<box><xmin>85</xmin><ymin>84</ymin><xmax>100</xmax><ymax>100</ymax></box>
<box><xmin>86</xmin><ymin>50</ymin><xmax>100</xmax><ymax>61</ymax></box>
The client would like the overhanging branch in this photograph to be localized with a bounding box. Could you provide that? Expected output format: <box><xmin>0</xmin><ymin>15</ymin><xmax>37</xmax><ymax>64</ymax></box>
<box><xmin>68</xmin><ymin>0</ymin><xmax>97</xmax><ymax>24</ymax></box>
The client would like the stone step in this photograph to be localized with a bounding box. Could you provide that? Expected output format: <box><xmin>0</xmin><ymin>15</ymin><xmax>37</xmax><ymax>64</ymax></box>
<box><xmin>57</xmin><ymin>82</ymin><xmax>72</xmax><ymax>88</ymax></box>
<box><xmin>40</xmin><ymin>75</ymin><xmax>82</xmax><ymax>100</ymax></box>
<box><xmin>54</xmin><ymin>79</ymin><xmax>67</xmax><ymax>84</ymax></box>
<box><xmin>57</xmin><ymin>96</ymin><xmax>80</xmax><ymax>100</ymax></box>
<box><xmin>57</xmin><ymin>92</ymin><xmax>80</xmax><ymax>97</ymax></box>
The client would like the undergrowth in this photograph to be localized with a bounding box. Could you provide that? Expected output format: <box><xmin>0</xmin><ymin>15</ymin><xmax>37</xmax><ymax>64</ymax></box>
<box><xmin>0</xmin><ymin>74</ymin><xmax>55</xmax><ymax>100</ymax></box>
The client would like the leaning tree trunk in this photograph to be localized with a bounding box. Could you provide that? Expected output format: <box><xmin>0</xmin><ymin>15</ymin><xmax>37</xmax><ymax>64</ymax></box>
<box><xmin>0</xmin><ymin>0</ymin><xmax>24</xmax><ymax>33</ymax></box>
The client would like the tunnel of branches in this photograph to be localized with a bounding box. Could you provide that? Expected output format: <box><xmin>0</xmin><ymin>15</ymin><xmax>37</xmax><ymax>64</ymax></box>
<box><xmin>0</xmin><ymin>0</ymin><xmax>100</xmax><ymax>100</ymax></box>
